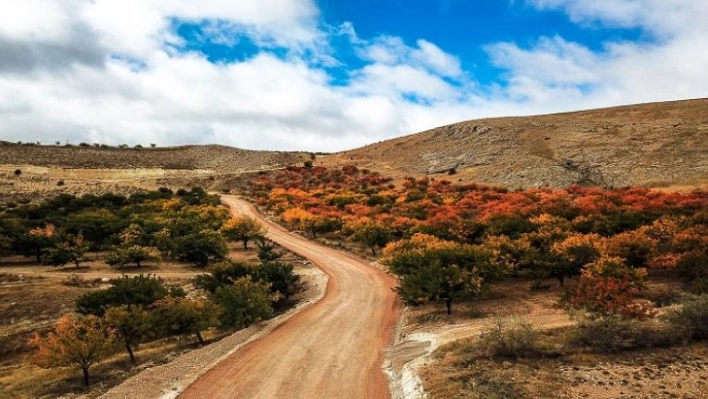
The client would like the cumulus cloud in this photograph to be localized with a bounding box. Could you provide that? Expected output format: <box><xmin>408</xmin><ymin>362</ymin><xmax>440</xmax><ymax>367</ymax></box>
<box><xmin>484</xmin><ymin>0</ymin><xmax>708</xmax><ymax>109</ymax></box>
<box><xmin>0</xmin><ymin>0</ymin><xmax>706</xmax><ymax>152</ymax></box>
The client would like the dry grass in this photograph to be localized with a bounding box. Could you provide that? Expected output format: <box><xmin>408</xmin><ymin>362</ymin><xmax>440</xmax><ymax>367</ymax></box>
<box><xmin>415</xmin><ymin>277</ymin><xmax>708</xmax><ymax>399</ymax></box>
<box><xmin>0</xmin><ymin>243</ymin><xmax>303</xmax><ymax>398</ymax></box>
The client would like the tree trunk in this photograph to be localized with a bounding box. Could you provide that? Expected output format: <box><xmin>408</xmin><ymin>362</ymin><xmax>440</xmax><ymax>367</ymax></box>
<box><xmin>446</xmin><ymin>298</ymin><xmax>452</xmax><ymax>315</ymax></box>
<box><xmin>243</xmin><ymin>239</ymin><xmax>248</xmax><ymax>250</ymax></box>
<box><xmin>136</xmin><ymin>260</ymin><xmax>141</xmax><ymax>268</ymax></box>
<box><xmin>195</xmin><ymin>331</ymin><xmax>205</xmax><ymax>346</ymax></box>
<box><xmin>82</xmin><ymin>366</ymin><xmax>90</xmax><ymax>386</ymax></box>
<box><xmin>126</xmin><ymin>344</ymin><xmax>136</xmax><ymax>364</ymax></box>
<box><xmin>370</xmin><ymin>247</ymin><xmax>377</xmax><ymax>256</ymax></box>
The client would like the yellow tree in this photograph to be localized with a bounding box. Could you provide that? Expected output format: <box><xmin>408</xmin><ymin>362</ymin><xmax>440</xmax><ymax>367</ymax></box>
<box><xmin>221</xmin><ymin>216</ymin><xmax>267</xmax><ymax>250</ymax></box>
<box><xmin>29</xmin><ymin>314</ymin><xmax>119</xmax><ymax>385</ymax></box>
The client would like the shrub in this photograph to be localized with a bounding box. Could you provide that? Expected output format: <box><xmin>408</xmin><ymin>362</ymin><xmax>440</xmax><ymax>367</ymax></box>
<box><xmin>571</xmin><ymin>314</ymin><xmax>683</xmax><ymax>352</ymax></box>
<box><xmin>480</xmin><ymin>318</ymin><xmax>541</xmax><ymax>358</ymax></box>
<box><xmin>14</xmin><ymin>169</ymin><xmax>21</xmax><ymax>177</ymax></box>
<box><xmin>57</xmin><ymin>180</ymin><xmax>65</xmax><ymax>186</ymax></box>
<box><xmin>665</xmin><ymin>294</ymin><xmax>708</xmax><ymax>341</ymax></box>
<box><xmin>210</xmin><ymin>276</ymin><xmax>275</xmax><ymax>329</ymax></box>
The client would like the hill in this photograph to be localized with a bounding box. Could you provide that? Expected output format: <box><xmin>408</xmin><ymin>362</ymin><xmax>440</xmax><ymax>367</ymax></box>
<box><xmin>322</xmin><ymin>98</ymin><xmax>708</xmax><ymax>189</ymax></box>
<box><xmin>0</xmin><ymin>143</ymin><xmax>304</xmax><ymax>173</ymax></box>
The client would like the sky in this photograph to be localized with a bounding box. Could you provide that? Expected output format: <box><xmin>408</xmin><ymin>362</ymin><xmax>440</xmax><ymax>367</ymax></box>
<box><xmin>0</xmin><ymin>0</ymin><xmax>706</xmax><ymax>152</ymax></box>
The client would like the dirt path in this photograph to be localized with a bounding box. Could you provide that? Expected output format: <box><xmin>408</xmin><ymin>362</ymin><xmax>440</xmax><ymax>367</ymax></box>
<box><xmin>179</xmin><ymin>196</ymin><xmax>401</xmax><ymax>399</ymax></box>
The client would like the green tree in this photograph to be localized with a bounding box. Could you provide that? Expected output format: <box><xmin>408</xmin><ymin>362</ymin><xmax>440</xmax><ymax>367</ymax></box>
<box><xmin>254</xmin><ymin>261</ymin><xmax>299</xmax><ymax>301</ymax></box>
<box><xmin>103</xmin><ymin>305</ymin><xmax>153</xmax><ymax>364</ymax></box>
<box><xmin>173</xmin><ymin>230</ymin><xmax>228</xmax><ymax>267</ymax></box>
<box><xmin>211</xmin><ymin>276</ymin><xmax>275</xmax><ymax>328</ymax></box>
<box><xmin>256</xmin><ymin>237</ymin><xmax>283</xmax><ymax>262</ymax></box>
<box><xmin>76</xmin><ymin>274</ymin><xmax>184</xmax><ymax>316</ymax></box>
<box><xmin>15</xmin><ymin>225</ymin><xmax>57</xmax><ymax>263</ymax></box>
<box><xmin>220</xmin><ymin>216</ymin><xmax>267</xmax><ymax>250</ymax></box>
<box><xmin>154</xmin><ymin>297</ymin><xmax>219</xmax><ymax>345</ymax></box>
<box><xmin>29</xmin><ymin>314</ymin><xmax>119</xmax><ymax>386</ymax></box>
<box><xmin>350</xmin><ymin>221</ymin><xmax>392</xmax><ymax>255</ymax></box>
<box><xmin>106</xmin><ymin>245</ymin><xmax>161</xmax><ymax>268</ymax></box>
<box><xmin>192</xmin><ymin>261</ymin><xmax>253</xmax><ymax>294</ymax></box>
<box><xmin>384</xmin><ymin>235</ymin><xmax>495</xmax><ymax>314</ymax></box>
<box><xmin>44</xmin><ymin>234</ymin><xmax>88</xmax><ymax>268</ymax></box>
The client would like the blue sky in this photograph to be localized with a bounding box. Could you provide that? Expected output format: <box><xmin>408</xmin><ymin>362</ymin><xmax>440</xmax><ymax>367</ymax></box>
<box><xmin>0</xmin><ymin>0</ymin><xmax>706</xmax><ymax>151</ymax></box>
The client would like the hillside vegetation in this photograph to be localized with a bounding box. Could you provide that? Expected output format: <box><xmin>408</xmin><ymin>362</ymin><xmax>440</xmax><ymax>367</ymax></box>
<box><xmin>323</xmin><ymin>98</ymin><xmax>708</xmax><ymax>189</ymax></box>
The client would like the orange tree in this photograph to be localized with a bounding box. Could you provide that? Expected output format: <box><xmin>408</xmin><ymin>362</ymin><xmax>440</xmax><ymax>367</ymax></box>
<box><xmin>29</xmin><ymin>314</ymin><xmax>119</xmax><ymax>386</ymax></box>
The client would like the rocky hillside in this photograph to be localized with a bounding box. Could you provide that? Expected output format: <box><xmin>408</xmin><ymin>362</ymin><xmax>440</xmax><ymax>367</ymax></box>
<box><xmin>0</xmin><ymin>144</ymin><xmax>304</xmax><ymax>173</ymax></box>
<box><xmin>323</xmin><ymin>99</ymin><xmax>708</xmax><ymax>189</ymax></box>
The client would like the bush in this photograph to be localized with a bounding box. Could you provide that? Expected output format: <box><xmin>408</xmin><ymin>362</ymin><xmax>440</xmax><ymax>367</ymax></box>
<box><xmin>211</xmin><ymin>276</ymin><xmax>275</xmax><ymax>328</ymax></box>
<box><xmin>56</xmin><ymin>180</ymin><xmax>65</xmax><ymax>187</ymax></box>
<box><xmin>666</xmin><ymin>294</ymin><xmax>708</xmax><ymax>341</ymax></box>
<box><xmin>480</xmin><ymin>318</ymin><xmax>541</xmax><ymax>358</ymax></box>
<box><xmin>572</xmin><ymin>314</ymin><xmax>683</xmax><ymax>352</ymax></box>
<box><xmin>76</xmin><ymin>274</ymin><xmax>184</xmax><ymax>316</ymax></box>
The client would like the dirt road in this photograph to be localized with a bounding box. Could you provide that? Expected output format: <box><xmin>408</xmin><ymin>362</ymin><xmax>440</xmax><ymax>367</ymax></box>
<box><xmin>179</xmin><ymin>196</ymin><xmax>400</xmax><ymax>399</ymax></box>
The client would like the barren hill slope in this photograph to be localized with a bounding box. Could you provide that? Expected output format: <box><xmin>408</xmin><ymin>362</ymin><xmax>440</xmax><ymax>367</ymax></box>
<box><xmin>0</xmin><ymin>143</ymin><xmax>304</xmax><ymax>173</ymax></box>
<box><xmin>323</xmin><ymin>99</ymin><xmax>708</xmax><ymax>189</ymax></box>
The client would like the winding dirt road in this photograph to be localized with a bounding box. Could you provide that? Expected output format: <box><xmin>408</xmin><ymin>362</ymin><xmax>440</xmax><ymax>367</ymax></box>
<box><xmin>179</xmin><ymin>196</ymin><xmax>400</xmax><ymax>399</ymax></box>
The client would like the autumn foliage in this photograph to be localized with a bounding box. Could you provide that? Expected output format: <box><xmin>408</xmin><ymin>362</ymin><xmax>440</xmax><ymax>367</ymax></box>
<box><xmin>242</xmin><ymin>165</ymin><xmax>707</xmax><ymax>315</ymax></box>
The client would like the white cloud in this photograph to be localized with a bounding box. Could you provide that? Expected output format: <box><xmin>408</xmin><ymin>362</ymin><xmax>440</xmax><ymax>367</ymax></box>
<box><xmin>0</xmin><ymin>0</ymin><xmax>74</xmax><ymax>43</ymax></box>
<box><xmin>411</xmin><ymin>40</ymin><xmax>463</xmax><ymax>78</ymax></box>
<box><xmin>0</xmin><ymin>0</ymin><xmax>706</xmax><ymax>152</ymax></box>
<box><xmin>483</xmin><ymin>0</ymin><xmax>708</xmax><ymax>109</ymax></box>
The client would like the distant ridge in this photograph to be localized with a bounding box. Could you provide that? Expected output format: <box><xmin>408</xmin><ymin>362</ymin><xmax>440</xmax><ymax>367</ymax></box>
<box><xmin>0</xmin><ymin>143</ymin><xmax>304</xmax><ymax>173</ymax></box>
<box><xmin>323</xmin><ymin>98</ymin><xmax>708</xmax><ymax>189</ymax></box>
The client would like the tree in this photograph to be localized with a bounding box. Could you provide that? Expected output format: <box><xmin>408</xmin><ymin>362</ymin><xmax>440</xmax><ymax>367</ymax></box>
<box><xmin>255</xmin><ymin>237</ymin><xmax>283</xmax><ymax>262</ymax></box>
<box><xmin>550</xmin><ymin>233</ymin><xmax>603</xmax><ymax>286</ymax></box>
<box><xmin>16</xmin><ymin>225</ymin><xmax>57</xmax><ymax>263</ymax></box>
<box><xmin>44</xmin><ymin>234</ymin><xmax>88</xmax><ymax>268</ymax></box>
<box><xmin>349</xmin><ymin>221</ymin><xmax>392</xmax><ymax>255</ymax></box>
<box><xmin>192</xmin><ymin>261</ymin><xmax>253</xmax><ymax>293</ymax></box>
<box><xmin>384</xmin><ymin>234</ymin><xmax>495</xmax><ymax>314</ymax></box>
<box><xmin>103</xmin><ymin>305</ymin><xmax>153</xmax><ymax>364</ymax></box>
<box><xmin>173</xmin><ymin>230</ymin><xmax>228</xmax><ymax>267</ymax></box>
<box><xmin>254</xmin><ymin>261</ymin><xmax>299</xmax><ymax>301</ymax></box>
<box><xmin>154</xmin><ymin>297</ymin><xmax>219</xmax><ymax>345</ymax></box>
<box><xmin>29</xmin><ymin>314</ymin><xmax>119</xmax><ymax>386</ymax></box>
<box><xmin>565</xmin><ymin>257</ymin><xmax>654</xmax><ymax>319</ymax></box>
<box><xmin>211</xmin><ymin>276</ymin><xmax>275</xmax><ymax>328</ymax></box>
<box><xmin>220</xmin><ymin>216</ymin><xmax>267</xmax><ymax>250</ymax></box>
<box><xmin>76</xmin><ymin>274</ymin><xmax>183</xmax><ymax>316</ymax></box>
<box><xmin>106</xmin><ymin>245</ymin><xmax>161</xmax><ymax>268</ymax></box>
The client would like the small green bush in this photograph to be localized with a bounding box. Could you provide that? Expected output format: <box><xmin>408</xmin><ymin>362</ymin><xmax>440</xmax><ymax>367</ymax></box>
<box><xmin>480</xmin><ymin>318</ymin><xmax>541</xmax><ymax>358</ymax></box>
<box><xmin>572</xmin><ymin>314</ymin><xmax>683</xmax><ymax>352</ymax></box>
<box><xmin>666</xmin><ymin>294</ymin><xmax>708</xmax><ymax>341</ymax></box>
